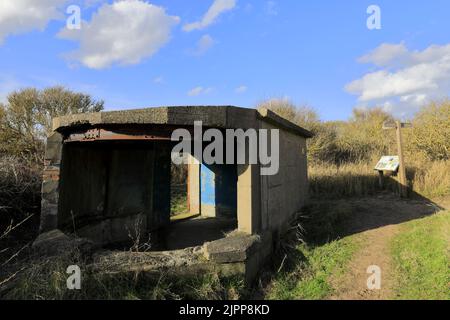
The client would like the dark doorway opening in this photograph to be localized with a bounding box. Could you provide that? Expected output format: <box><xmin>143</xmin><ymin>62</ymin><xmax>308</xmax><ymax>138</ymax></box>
<box><xmin>57</xmin><ymin>140</ymin><xmax>171</xmax><ymax>250</ymax></box>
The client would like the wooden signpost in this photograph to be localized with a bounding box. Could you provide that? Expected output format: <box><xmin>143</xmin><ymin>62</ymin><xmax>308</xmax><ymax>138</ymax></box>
<box><xmin>382</xmin><ymin>120</ymin><xmax>412</xmax><ymax>198</ymax></box>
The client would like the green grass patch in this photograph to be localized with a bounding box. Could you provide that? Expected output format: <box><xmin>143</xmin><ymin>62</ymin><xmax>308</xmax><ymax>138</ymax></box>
<box><xmin>170</xmin><ymin>186</ymin><xmax>188</xmax><ymax>217</ymax></box>
<box><xmin>266</xmin><ymin>236</ymin><xmax>360</xmax><ymax>300</ymax></box>
<box><xmin>390</xmin><ymin>211</ymin><xmax>450</xmax><ymax>300</ymax></box>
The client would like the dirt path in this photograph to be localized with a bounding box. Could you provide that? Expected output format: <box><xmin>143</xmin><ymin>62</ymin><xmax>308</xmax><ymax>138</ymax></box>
<box><xmin>330</xmin><ymin>224</ymin><xmax>398</xmax><ymax>300</ymax></box>
<box><xmin>329</xmin><ymin>195</ymin><xmax>444</xmax><ymax>300</ymax></box>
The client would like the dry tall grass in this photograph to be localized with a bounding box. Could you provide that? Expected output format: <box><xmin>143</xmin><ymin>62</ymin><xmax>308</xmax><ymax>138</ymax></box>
<box><xmin>309</xmin><ymin>158</ymin><xmax>450</xmax><ymax>199</ymax></box>
<box><xmin>0</xmin><ymin>156</ymin><xmax>41</xmax><ymax>224</ymax></box>
<box><xmin>0</xmin><ymin>156</ymin><xmax>41</xmax><ymax>266</ymax></box>
<box><xmin>309</xmin><ymin>160</ymin><xmax>382</xmax><ymax>198</ymax></box>
<box><xmin>407</xmin><ymin>159</ymin><xmax>450</xmax><ymax>198</ymax></box>
<box><xmin>259</xmin><ymin>98</ymin><xmax>449</xmax><ymax>200</ymax></box>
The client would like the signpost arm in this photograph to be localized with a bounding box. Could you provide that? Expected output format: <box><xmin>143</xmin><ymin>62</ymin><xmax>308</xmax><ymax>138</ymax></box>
<box><xmin>396</xmin><ymin>121</ymin><xmax>408</xmax><ymax>197</ymax></box>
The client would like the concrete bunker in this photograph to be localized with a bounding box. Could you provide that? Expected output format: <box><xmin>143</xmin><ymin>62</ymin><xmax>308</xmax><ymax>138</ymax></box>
<box><xmin>39</xmin><ymin>106</ymin><xmax>312</xmax><ymax>281</ymax></box>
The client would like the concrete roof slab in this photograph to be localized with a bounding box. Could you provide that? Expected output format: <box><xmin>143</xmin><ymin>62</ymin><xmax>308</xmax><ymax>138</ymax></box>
<box><xmin>52</xmin><ymin>106</ymin><xmax>312</xmax><ymax>138</ymax></box>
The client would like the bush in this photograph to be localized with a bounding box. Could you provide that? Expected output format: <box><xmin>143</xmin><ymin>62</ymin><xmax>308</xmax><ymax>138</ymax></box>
<box><xmin>0</xmin><ymin>86</ymin><xmax>104</xmax><ymax>162</ymax></box>
<box><xmin>335</xmin><ymin>108</ymin><xmax>394</xmax><ymax>162</ymax></box>
<box><xmin>257</xmin><ymin>98</ymin><xmax>450</xmax><ymax>199</ymax></box>
<box><xmin>258</xmin><ymin>98</ymin><xmax>449</xmax><ymax>167</ymax></box>
<box><xmin>407</xmin><ymin>100</ymin><xmax>450</xmax><ymax>161</ymax></box>
<box><xmin>0</xmin><ymin>156</ymin><xmax>41</xmax><ymax>228</ymax></box>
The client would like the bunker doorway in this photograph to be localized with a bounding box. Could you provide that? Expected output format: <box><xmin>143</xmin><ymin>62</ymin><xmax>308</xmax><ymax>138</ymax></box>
<box><xmin>164</xmin><ymin>159</ymin><xmax>238</xmax><ymax>250</ymax></box>
<box><xmin>57</xmin><ymin>136</ymin><xmax>238</xmax><ymax>251</ymax></box>
<box><xmin>57</xmin><ymin>140</ymin><xmax>171</xmax><ymax>249</ymax></box>
<box><xmin>170</xmin><ymin>162</ymin><xmax>195</xmax><ymax>222</ymax></box>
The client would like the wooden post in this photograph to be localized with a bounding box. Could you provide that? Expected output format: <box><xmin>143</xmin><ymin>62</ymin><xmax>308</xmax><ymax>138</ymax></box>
<box><xmin>382</xmin><ymin>120</ymin><xmax>412</xmax><ymax>198</ymax></box>
<box><xmin>378</xmin><ymin>170</ymin><xmax>384</xmax><ymax>189</ymax></box>
<box><xmin>395</xmin><ymin>121</ymin><xmax>408</xmax><ymax>198</ymax></box>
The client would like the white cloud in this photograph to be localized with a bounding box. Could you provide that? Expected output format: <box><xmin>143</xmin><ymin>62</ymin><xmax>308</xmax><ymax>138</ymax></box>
<box><xmin>235</xmin><ymin>85</ymin><xmax>247</xmax><ymax>94</ymax></box>
<box><xmin>58</xmin><ymin>0</ymin><xmax>180</xmax><ymax>69</ymax></box>
<box><xmin>183</xmin><ymin>0</ymin><xmax>236</xmax><ymax>32</ymax></box>
<box><xmin>191</xmin><ymin>34</ymin><xmax>215</xmax><ymax>55</ymax></box>
<box><xmin>346</xmin><ymin>43</ymin><xmax>450</xmax><ymax>117</ymax></box>
<box><xmin>188</xmin><ymin>86</ymin><xmax>213</xmax><ymax>96</ymax></box>
<box><xmin>358</xmin><ymin>43</ymin><xmax>408</xmax><ymax>67</ymax></box>
<box><xmin>0</xmin><ymin>0</ymin><xmax>67</xmax><ymax>44</ymax></box>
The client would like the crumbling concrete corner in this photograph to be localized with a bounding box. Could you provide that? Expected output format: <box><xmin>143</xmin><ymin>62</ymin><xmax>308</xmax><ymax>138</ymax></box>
<box><xmin>40</xmin><ymin>132</ymin><xmax>62</xmax><ymax>233</ymax></box>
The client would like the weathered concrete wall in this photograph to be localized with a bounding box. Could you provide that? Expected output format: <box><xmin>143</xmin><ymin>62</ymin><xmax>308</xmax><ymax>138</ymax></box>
<box><xmin>235</xmin><ymin>125</ymin><xmax>308</xmax><ymax>236</ymax></box>
<box><xmin>151</xmin><ymin>141</ymin><xmax>172</xmax><ymax>232</ymax></box>
<box><xmin>234</xmin><ymin>120</ymin><xmax>308</xmax><ymax>236</ymax></box>
<box><xmin>40</xmin><ymin>132</ymin><xmax>63</xmax><ymax>233</ymax></box>
<box><xmin>259</xmin><ymin>120</ymin><xmax>308</xmax><ymax>234</ymax></box>
<box><xmin>237</xmin><ymin>163</ymin><xmax>261</xmax><ymax>234</ymax></box>
<box><xmin>187</xmin><ymin>161</ymin><xmax>200</xmax><ymax>215</ymax></box>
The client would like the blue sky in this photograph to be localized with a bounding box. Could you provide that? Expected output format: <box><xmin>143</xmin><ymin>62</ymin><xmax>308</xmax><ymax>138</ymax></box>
<box><xmin>1</xmin><ymin>0</ymin><xmax>450</xmax><ymax>120</ymax></box>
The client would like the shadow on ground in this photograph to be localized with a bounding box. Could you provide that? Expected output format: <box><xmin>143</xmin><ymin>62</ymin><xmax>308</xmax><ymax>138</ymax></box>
<box><xmin>163</xmin><ymin>217</ymin><xmax>237</xmax><ymax>250</ymax></box>
<box><xmin>304</xmin><ymin>177</ymin><xmax>446</xmax><ymax>244</ymax></box>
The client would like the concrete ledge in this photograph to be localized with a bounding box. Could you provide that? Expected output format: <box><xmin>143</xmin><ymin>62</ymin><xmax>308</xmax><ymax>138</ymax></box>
<box><xmin>203</xmin><ymin>232</ymin><xmax>273</xmax><ymax>283</ymax></box>
<box><xmin>84</xmin><ymin>232</ymin><xmax>272</xmax><ymax>284</ymax></box>
<box><xmin>203</xmin><ymin>234</ymin><xmax>260</xmax><ymax>263</ymax></box>
<box><xmin>91</xmin><ymin>247</ymin><xmax>205</xmax><ymax>274</ymax></box>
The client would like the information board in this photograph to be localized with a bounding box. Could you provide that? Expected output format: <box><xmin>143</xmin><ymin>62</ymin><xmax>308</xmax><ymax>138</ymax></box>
<box><xmin>375</xmin><ymin>156</ymin><xmax>399</xmax><ymax>172</ymax></box>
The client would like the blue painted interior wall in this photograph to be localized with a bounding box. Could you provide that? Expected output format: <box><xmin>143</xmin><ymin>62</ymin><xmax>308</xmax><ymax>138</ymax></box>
<box><xmin>201</xmin><ymin>163</ymin><xmax>216</xmax><ymax>207</ymax></box>
<box><xmin>201</xmin><ymin>163</ymin><xmax>237</xmax><ymax>217</ymax></box>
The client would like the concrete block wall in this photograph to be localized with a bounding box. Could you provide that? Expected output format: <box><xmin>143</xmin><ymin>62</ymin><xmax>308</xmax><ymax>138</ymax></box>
<box><xmin>259</xmin><ymin>120</ymin><xmax>308</xmax><ymax>234</ymax></box>
<box><xmin>40</xmin><ymin>132</ymin><xmax>63</xmax><ymax>233</ymax></box>
<box><xmin>237</xmin><ymin>163</ymin><xmax>261</xmax><ymax>234</ymax></box>
<box><xmin>187</xmin><ymin>161</ymin><xmax>201</xmax><ymax>215</ymax></box>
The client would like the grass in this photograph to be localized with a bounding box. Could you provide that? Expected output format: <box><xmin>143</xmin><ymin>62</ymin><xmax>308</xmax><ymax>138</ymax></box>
<box><xmin>267</xmin><ymin>236</ymin><xmax>360</xmax><ymax>300</ymax></box>
<box><xmin>170</xmin><ymin>185</ymin><xmax>188</xmax><ymax>217</ymax></box>
<box><xmin>2</xmin><ymin>249</ymin><xmax>246</xmax><ymax>300</ymax></box>
<box><xmin>309</xmin><ymin>159</ymin><xmax>450</xmax><ymax>199</ymax></box>
<box><xmin>409</xmin><ymin>160</ymin><xmax>450</xmax><ymax>198</ymax></box>
<box><xmin>266</xmin><ymin>207</ymin><xmax>450</xmax><ymax>301</ymax></box>
<box><xmin>390</xmin><ymin>210</ymin><xmax>450</xmax><ymax>300</ymax></box>
<box><xmin>309</xmin><ymin>161</ymin><xmax>383</xmax><ymax>198</ymax></box>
